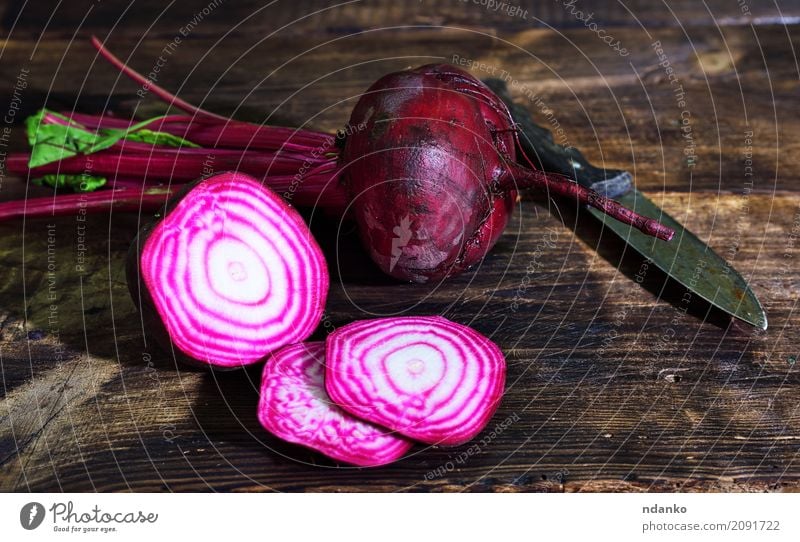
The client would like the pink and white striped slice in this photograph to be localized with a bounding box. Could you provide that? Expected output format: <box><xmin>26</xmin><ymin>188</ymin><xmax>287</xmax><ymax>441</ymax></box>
<box><xmin>325</xmin><ymin>316</ymin><xmax>506</xmax><ymax>446</ymax></box>
<box><xmin>258</xmin><ymin>342</ymin><xmax>412</xmax><ymax>466</ymax></box>
<box><xmin>137</xmin><ymin>172</ymin><xmax>328</xmax><ymax>367</ymax></box>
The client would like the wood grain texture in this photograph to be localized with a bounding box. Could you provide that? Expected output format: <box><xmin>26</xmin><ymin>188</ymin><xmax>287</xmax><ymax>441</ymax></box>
<box><xmin>1</xmin><ymin>2</ymin><xmax>799</xmax><ymax>492</ymax></box>
<box><xmin>3</xmin><ymin>0</ymin><xmax>800</xmax><ymax>36</ymax></box>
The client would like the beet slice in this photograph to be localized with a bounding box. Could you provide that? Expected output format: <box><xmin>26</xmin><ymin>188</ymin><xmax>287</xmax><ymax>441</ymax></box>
<box><xmin>128</xmin><ymin>172</ymin><xmax>328</xmax><ymax>368</ymax></box>
<box><xmin>325</xmin><ymin>316</ymin><xmax>506</xmax><ymax>446</ymax></box>
<box><xmin>258</xmin><ymin>342</ymin><xmax>413</xmax><ymax>466</ymax></box>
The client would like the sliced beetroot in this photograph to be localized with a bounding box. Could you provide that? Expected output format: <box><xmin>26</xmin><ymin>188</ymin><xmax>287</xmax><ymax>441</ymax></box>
<box><xmin>258</xmin><ymin>342</ymin><xmax>412</xmax><ymax>466</ymax></box>
<box><xmin>325</xmin><ymin>316</ymin><xmax>506</xmax><ymax>446</ymax></box>
<box><xmin>128</xmin><ymin>172</ymin><xmax>328</xmax><ymax>368</ymax></box>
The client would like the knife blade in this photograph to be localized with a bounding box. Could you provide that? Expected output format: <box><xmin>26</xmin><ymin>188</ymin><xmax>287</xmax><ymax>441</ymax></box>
<box><xmin>483</xmin><ymin>78</ymin><xmax>767</xmax><ymax>330</ymax></box>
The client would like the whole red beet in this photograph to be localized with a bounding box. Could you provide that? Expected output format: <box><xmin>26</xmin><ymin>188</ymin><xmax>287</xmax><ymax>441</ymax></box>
<box><xmin>342</xmin><ymin>64</ymin><xmax>671</xmax><ymax>283</ymax></box>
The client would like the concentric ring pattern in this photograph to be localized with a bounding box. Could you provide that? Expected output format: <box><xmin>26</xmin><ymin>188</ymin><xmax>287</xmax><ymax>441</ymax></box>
<box><xmin>139</xmin><ymin>173</ymin><xmax>328</xmax><ymax>367</ymax></box>
<box><xmin>258</xmin><ymin>342</ymin><xmax>412</xmax><ymax>466</ymax></box>
<box><xmin>326</xmin><ymin>316</ymin><xmax>506</xmax><ymax>445</ymax></box>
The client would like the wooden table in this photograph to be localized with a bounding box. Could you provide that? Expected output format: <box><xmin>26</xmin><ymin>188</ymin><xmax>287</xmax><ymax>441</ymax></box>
<box><xmin>1</xmin><ymin>0</ymin><xmax>799</xmax><ymax>492</ymax></box>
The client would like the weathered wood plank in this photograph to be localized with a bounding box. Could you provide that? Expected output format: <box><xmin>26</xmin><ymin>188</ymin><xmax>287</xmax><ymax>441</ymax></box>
<box><xmin>3</xmin><ymin>0</ymin><xmax>799</xmax><ymax>36</ymax></box>
<box><xmin>1</xmin><ymin>191</ymin><xmax>797</xmax><ymax>492</ymax></box>
<box><xmin>1</xmin><ymin>13</ymin><xmax>798</xmax><ymax>492</ymax></box>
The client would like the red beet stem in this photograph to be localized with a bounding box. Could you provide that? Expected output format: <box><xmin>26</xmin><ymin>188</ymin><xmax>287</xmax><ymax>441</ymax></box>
<box><xmin>91</xmin><ymin>36</ymin><xmax>227</xmax><ymax>121</ymax></box>
<box><xmin>7</xmin><ymin>149</ymin><xmax>345</xmax><ymax>203</ymax></box>
<box><xmin>502</xmin><ymin>163</ymin><xmax>674</xmax><ymax>242</ymax></box>
<box><xmin>0</xmin><ymin>177</ymin><xmax>347</xmax><ymax>221</ymax></box>
<box><xmin>89</xmin><ymin>38</ymin><xmax>337</xmax><ymax>155</ymax></box>
<box><xmin>87</xmin><ymin>38</ymin><xmax>337</xmax><ymax>155</ymax></box>
<box><xmin>67</xmin><ymin>112</ymin><xmax>336</xmax><ymax>154</ymax></box>
<box><xmin>104</xmin><ymin>141</ymin><xmax>331</xmax><ymax>163</ymax></box>
<box><xmin>7</xmin><ymin>150</ymin><xmax>333</xmax><ymax>179</ymax></box>
<box><xmin>3</xmin><ymin>148</ymin><xmax>347</xmax><ymax>220</ymax></box>
<box><xmin>0</xmin><ymin>186</ymin><xmax>176</xmax><ymax>221</ymax></box>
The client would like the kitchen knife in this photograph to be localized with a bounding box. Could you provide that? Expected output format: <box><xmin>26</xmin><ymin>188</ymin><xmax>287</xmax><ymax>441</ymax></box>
<box><xmin>483</xmin><ymin>78</ymin><xmax>767</xmax><ymax>330</ymax></box>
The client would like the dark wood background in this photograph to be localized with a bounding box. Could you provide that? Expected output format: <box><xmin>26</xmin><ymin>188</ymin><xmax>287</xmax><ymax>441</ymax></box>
<box><xmin>1</xmin><ymin>0</ymin><xmax>799</xmax><ymax>492</ymax></box>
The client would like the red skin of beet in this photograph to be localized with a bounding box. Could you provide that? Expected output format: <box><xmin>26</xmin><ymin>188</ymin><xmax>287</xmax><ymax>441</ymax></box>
<box><xmin>342</xmin><ymin>64</ymin><xmax>518</xmax><ymax>283</ymax></box>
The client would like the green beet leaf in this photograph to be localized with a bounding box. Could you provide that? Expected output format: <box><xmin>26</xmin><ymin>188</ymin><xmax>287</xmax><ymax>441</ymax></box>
<box><xmin>33</xmin><ymin>173</ymin><xmax>108</xmax><ymax>192</ymax></box>
<box><xmin>26</xmin><ymin>109</ymin><xmax>198</xmax><ymax>169</ymax></box>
